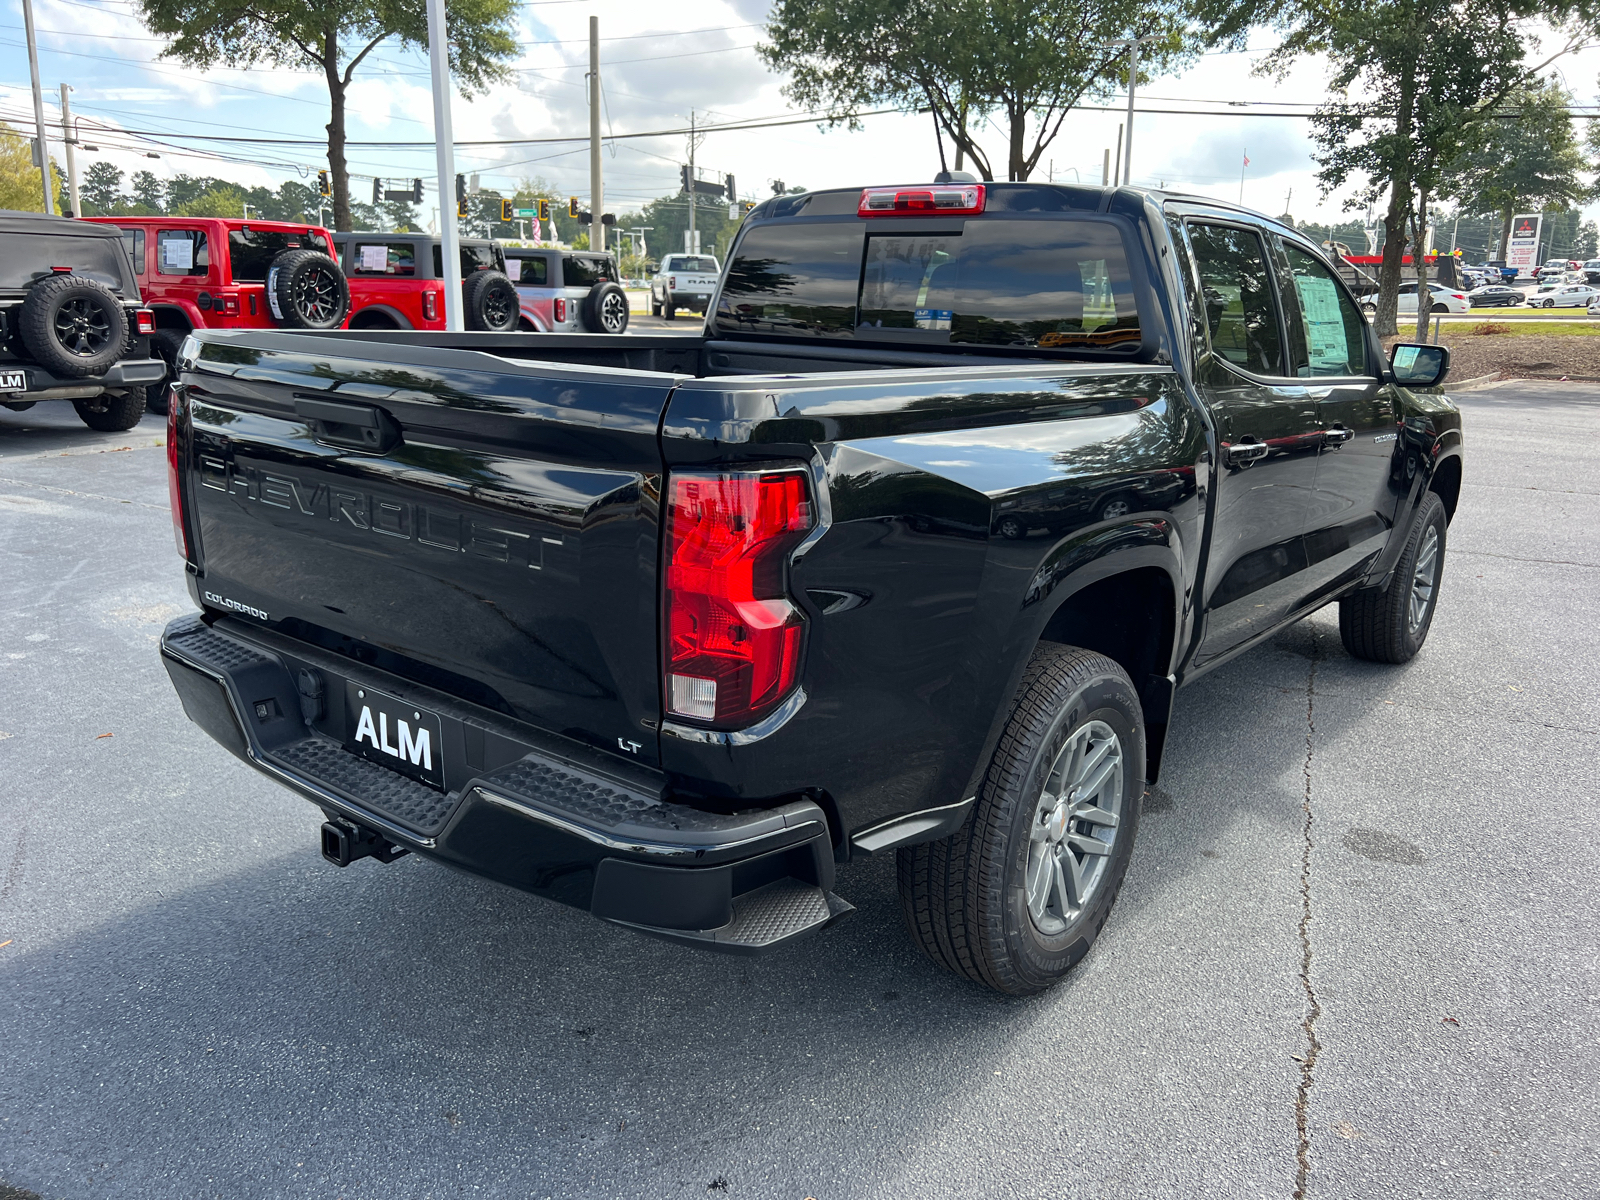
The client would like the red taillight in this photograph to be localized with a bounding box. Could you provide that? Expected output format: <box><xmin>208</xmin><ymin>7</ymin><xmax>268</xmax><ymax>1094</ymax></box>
<box><xmin>664</xmin><ymin>467</ymin><xmax>815</xmax><ymax>727</ymax></box>
<box><xmin>554</xmin><ymin>297</ymin><xmax>567</xmax><ymax>323</ymax></box>
<box><xmin>135</xmin><ymin>308</ymin><xmax>156</xmax><ymax>335</ymax></box>
<box><xmin>166</xmin><ymin>389</ymin><xmax>189</xmax><ymax>560</ymax></box>
<box><xmin>221</xmin><ymin>293</ymin><xmax>239</xmax><ymax>315</ymax></box>
<box><xmin>859</xmin><ymin>184</ymin><xmax>985</xmax><ymax>217</ymax></box>
<box><xmin>668</xmin><ymin>278</ymin><xmax>677</xmax><ymax>289</ymax></box>
<box><xmin>422</xmin><ymin>290</ymin><xmax>438</xmax><ymax>322</ymax></box>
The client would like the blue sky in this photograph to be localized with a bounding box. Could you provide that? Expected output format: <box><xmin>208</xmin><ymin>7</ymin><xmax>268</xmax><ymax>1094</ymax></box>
<box><xmin>3</xmin><ymin>0</ymin><xmax>1596</xmax><ymax>233</ymax></box>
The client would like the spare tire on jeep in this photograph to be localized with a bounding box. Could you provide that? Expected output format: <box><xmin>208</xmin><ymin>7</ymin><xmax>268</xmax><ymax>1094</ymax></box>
<box><xmin>462</xmin><ymin>269</ymin><xmax>519</xmax><ymax>332</ymax></box>
<box><xmin>583</xmin><ymin>281</ymin><xmax>629</xmax><ymax>334</ymax></box>
<box><xmin>19</xmin><ymin>273</ymin><xmax>129</xmax><ymax>378</ymax></box>
<box><xmin>266</xmin><ymin>249</ymin><xmax>349</xmax><ymax>330</ymax></box>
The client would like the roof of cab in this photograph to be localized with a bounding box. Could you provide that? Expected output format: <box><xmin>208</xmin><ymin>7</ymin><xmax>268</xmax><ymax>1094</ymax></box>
<box><xmin>0</xmin><ymin>210</ymin><xmax>124</xmax><ymax>239</ymax></box>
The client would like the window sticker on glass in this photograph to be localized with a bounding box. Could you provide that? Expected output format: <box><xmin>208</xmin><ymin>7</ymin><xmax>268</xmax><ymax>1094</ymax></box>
<box><xmin>915</xmin><ymin>308</ymin><xmax>952</xmax><ymax>330</ymax></box>
<box><xmin>162</xmin><ymin>237</ymin><xmax>194</xmax><ymax>270</ymax></box>
<box><xmin>1393</xmin><ymin>346</ymin><xmax>1420</xmax><ymax>372</ymax></box>
<box><xmin>1294</xmin><ymin>276</ymin><xmax>1349</xmax><ymax>372</ymax></box>
<box><xmin>359</xmin><ymin>244</ymin><xmax>389</xmax><ymax>272</ymax></box>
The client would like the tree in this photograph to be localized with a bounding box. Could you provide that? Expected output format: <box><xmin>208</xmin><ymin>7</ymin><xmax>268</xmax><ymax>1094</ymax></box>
<box><xmin>1198</xmin><ymin>0</ymin><xmax>1593</xmax><ymax>338</ymax></box>
<box><xmin>0</xmin><ymin>122</ymin><xmax>63</xmax><ymax>212</ymax></box>
<box><xmin>138</xmin><ymin>0</ymin><xmax>518</xmax><ymax>231</ymax></box>
<box><xmin>1440</xmin><ymin>78</ymin><xmax>1590</xmax><ymax>260</ymax></box>
<box><xmin>761</xmin><ymin>0</ymin><xmax>1194</xmax><ymax>182</ymax></box>
<box><xmin>173</xmin><ymin>185</ymin><xmax>246</xmax><ymax>216</ymax></box>
<box><xmin>81</xmin><ymin>161</ymin><xmax>127</xmax><ymax>214</ymax></box>
<box><xmin>1577</xmin><ymin>219</ymin><xmax>1598</xmax><ymax>259</ymax></box>
<box><xmin>130</xmin><ymin>170</ymin><xmax>166</xmax><ymax>212</ymax></box>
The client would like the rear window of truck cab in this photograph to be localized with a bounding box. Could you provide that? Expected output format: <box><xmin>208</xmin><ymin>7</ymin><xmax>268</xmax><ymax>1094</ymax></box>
<box><xmin>0</xmin><ymin>232</ymin><xmax>133</xmax><ymax>292</ymax></box>
<box><xmin>716</xmin><ymin>217</ymin><xmax>1141</xmax><ymax>351</ymax></box>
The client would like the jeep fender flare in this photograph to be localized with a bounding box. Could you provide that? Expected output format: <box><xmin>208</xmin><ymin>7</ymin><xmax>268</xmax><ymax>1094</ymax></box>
<box><xmin>346</xmin><ymin>303</ymin><xmax>413</xmax><ymax>330</ymax></box>
<box><xmin>150</xmin><ymin>302</ymin><xmax>198</xmax><ymax>332</ymax></box>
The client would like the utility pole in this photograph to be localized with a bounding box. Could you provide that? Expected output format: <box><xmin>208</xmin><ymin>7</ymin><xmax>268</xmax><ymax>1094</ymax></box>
<box><xmin>59</xmin><ymin>83</ymin><xmax>80</xmax><ymax>218</ymax></box>
<box><xmin>425</xmin><ymin>0</ymin><xmax>462</xmax><ymax>329</ymax></box>
<box><xmin>22</xmin><ymin>0</ymin><xmax>53</xmax><ymax>214</ymax></box>
<box><xmin>588</xmin><ymin>15</ymin><xmax>604</xmax><ymax>254</ymax></box>
<box><xmin>687</xmin><ymin>111</ymin><xmax>697</xmax><ymax>254</ymax></box>
<box><xmin>1113</xmin><ymin>126</ymin><xmax>1123</xmax><ymax>186</ymax></box>
<box><xmin>1102</xmin><ymin>148</ymin><xmax>1110</xmax><ymax>186</ymax></box>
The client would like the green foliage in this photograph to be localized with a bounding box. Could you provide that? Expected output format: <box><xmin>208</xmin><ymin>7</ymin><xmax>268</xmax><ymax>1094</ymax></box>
<box><xmin>1440</xmin><ymin>77</ymin><xmax>1590</xmax><ymax>259</ymax></box>
<box><xmin>761</xmin><ymin>0</ymin><xmax>1195</xmax><ymax>182</ymax></box>
<box><xmin>136</xmin><ymin>0</ymin><xmax>517</xmax><ymax>230</ymax></box>
<box><xmin>1200</xmin><ymin>0</ymin><xmax>1596</xmax><ymax>335</ymax></box>
<box><xmin>172</xmin><ymin>185</ymin><xmax>246</xmax><ymax>217</ymax></box>
<box><xmin>0</xmin><ymin>122</ymin><xmax>63</xmax><ymax>212</ymax></box>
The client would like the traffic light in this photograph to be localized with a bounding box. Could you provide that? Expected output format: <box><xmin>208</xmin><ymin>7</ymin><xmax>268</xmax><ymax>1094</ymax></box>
<box><xmin>500</xmin><ymin>199</ymin><xmax>514</xmax><ymax>222</ymax></box>
<box><xmin>457</xmin><ymin>199</ymin><xmax>468</xmax><ymax>219</ymax></box>
<box><xmin>370</xmin><ymin>177</ymin><xmax>380</xmax><ymax>205</ymax></box>
<box><xmin>771</xmin><ymin>180</ymin><xmax>785</xmax><ymax>195</ymax></box>
<box><xmin>725</xmin><ymin>174</ymin><xmax>735</xmax><ymax>202</ymax></box>
<box><xmin>537</xmin><ymin>199</ymin><xmax>550</xmax><ymax>221</ymax></box>
<box><xmin>412</xmin><ymin>178</ymin><xmax>423</xmax><ymax>203</ymax></box>
<box><xmin>455</xmin><ymin>174</ymin><xmax>466</xmax><ymax>204</ymax></box>
<box><xmin>681</xmin><ymin>165</ymin><xmax>692</xmax><ymax>194</ymax></box>
<box><xmin>568</xmin><ymin>196</ymin><xmax>581</xmax><ymax>218</ymax></box>
<box><xmin>318</xmin><ymin>170</ymin><xmax>331</xmax><ymax>198</ymax></box>
<box><xmin>600</xmin><ymin>213</ymin><xmax>615</xmax><ymax>226</ymax></box>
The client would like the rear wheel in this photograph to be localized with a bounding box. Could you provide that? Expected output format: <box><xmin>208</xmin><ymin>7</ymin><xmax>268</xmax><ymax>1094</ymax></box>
<box><xmin>1338</xmin><ymin>491</ymin><xmax>1447</xmax><ymax>663</ymax></box>
<box><xmin>463</xmin><ymin>270</ymin><xmax>519</xmax><ymax>332</ymax></box>
<box><xmin>663</xmin><ymin>300</ymin><xmax>677</xmax><ymax>321</ymax></box>
<box><xmin>1361</xmin><ymin>302</ymin><xmax>1376</xmax><ymax>316</ymax></box>
<box><xmin>145</xmin><ymin>327</ymin><xmax>187</xmax><ymax>414</ymax></box>
<box><xmin>1430</xmin><ymin>302</ymin><xmax>1448</xmax><ymax>313</ymax></box>
<box><xmin>584</xmin><ymin>282</ymin><xmax>629</xmax><ymax>334</ymax></box>
<box><xmin>73</xmin><ymin>390</ymin><xmax>145</xmax><ymax>432</ymax></box>
<box><xmin>19</xmin><ymin>273</ymin><xmax>128</xmax><ymax>378</ymax></box>
<box><xmin>651</xmin><ymin>292</ymin><xmax>663</xmax><ymax>317</ymax></box>
<box><xmin>897</xmin><ymin>644</ymin><xmax>1144</xmax><ymax>995</ymax></box>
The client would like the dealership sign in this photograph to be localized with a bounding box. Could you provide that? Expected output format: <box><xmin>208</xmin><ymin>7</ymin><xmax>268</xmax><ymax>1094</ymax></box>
<box><xmin>1506</xmin><ymin>213</ymin><xmax>1542</xmax><ymax>275</ymax></box>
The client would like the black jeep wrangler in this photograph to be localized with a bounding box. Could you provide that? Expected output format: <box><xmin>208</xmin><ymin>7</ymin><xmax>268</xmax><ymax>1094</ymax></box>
<box><xmin>0</xmin><ymin>210</ymin><xmax>165</xmax><ymax>431</ymax></box>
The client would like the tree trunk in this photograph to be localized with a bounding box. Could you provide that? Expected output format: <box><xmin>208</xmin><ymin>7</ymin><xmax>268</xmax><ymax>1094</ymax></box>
<box><xmin>1374</xmin><ymin>175</ymin><xmax>1410</xmax><ymax>338</ymax></box>
<box><xmin>1413</xmin><ymin>184</ymin><xmax>1432</xmax><ymax>342</ymax></box>
<box><xmin>323</xmin><ymin>28</ymin><xmax>351</xmax><ymax>232</ymax></box>
<box><xmin>1008</xmin><ymin>97</ymin><xmax>1026</xmax><ymax>181</ymax></box>
<box><xmin>953</xmin><ymin>97</ymin><xmax>967</xmax><ymax>172</ymax></box>
<box><xmin>1497</xmin><ymin>207</ymin><xmax>1513</xmax><ymax>261</ymax></box>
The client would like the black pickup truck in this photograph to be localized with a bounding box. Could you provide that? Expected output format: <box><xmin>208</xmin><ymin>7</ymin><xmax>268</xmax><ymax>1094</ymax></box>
<box><xmin>157</xmin><ymin>181</ymin><xmax>1463</xmax><ymax>995</ymax></box>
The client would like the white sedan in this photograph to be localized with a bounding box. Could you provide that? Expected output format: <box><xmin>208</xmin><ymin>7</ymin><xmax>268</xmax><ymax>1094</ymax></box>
<box><xmin>1357</xmin><ymin>283</ymin><xmax>1471</xmax><ymax>315</ymax></box>
<box><xmin>1532</xmin><ymin>284</ymin><xmax>1600</xmax><ymax>309</ymax></box>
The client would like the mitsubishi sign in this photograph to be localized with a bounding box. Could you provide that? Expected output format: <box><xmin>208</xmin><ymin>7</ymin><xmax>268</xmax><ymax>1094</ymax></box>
<box><xmin>1507</xmin><ymin>213</ymin><xmax>1542</xmax><ymax>277</ymax></box>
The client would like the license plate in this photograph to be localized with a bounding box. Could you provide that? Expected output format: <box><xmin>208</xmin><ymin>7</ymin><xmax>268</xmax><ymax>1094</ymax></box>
<box><xmin>0</xmin><ymin>371</ymin><xmax>25</xmax><ymax>393</ymax></box>
<box><xmin>345</xmin><ymin>682</ymin><xmax>445</xmax><ymax>789</ymax></box>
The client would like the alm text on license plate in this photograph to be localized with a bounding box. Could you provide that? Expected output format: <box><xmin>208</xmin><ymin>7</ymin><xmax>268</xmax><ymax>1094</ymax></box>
<box><xmin>0</xmin><ymin>370</ymin><xmax>26</xmax><ymax>393</ymax></box>
<box><xmin>345</xmin><ymin>682</ymin><xmax>445</xmax><ymax>789</ymax></box>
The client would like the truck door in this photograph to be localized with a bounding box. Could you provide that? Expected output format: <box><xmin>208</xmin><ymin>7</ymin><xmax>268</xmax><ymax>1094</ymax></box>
<box><xmin>1184</xmin><ymin>220</ymin><xmax>1323</xmax><ymax>665</ymax></box>
<box><xmin>1273</xmin><ymin>238</ymin><xmax>1401</xmax><ymax>601</ymax></box>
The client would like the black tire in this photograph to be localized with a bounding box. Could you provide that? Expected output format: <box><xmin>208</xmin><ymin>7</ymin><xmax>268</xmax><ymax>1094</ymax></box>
<box><xmin>897</xmin><ymin>644</ymin><xmax>1144</xmax><ymax>995</ymax></box>
<box><xmin>584</xmin><ymin>282</ymin><xmax>630</xmax><ymax>334</ymax></box>
<box><xmin>1338</xmin><ymin>491</ymin><xmax>1447</xmax><ymax>663</ymax></box>
<box><xmin>1430</xmin><ymin>302</ymin><xmax>1448</xmax><ymax>313</ymax></box>
<box><xmin>997</xmin><ymin>516</ymin><xmax>1025</xmax><ymax>539</ymax></box>
<box><xmin>663</xmin><ymin>300</ymin><xmax>677</xmax><ymax>321</ymax></box>
<box><xmin>1361</xmin><ymin>302</ymin><xmax>1376</xmax><ymax>316</ymax></box>
<box><xmin>145</xmin><ymin>327</ymin><xmax>187</xmax><ymax>414</ymax></box>
<box><xmin>463</xmin><ymin>270</ymin><xmax>519</xmax><ymax>332</ymax></box>
<box><xmin>73</xmin><ymin>390</ymin><xmax>145</xmax><ymax>432</ymax></box>
<box><xmin>266</xmin><ymin>250</ymin><xmax>349</xmax><ymax>330</ymax></box>
<box><xmin>651</xmin><ymin>293</ymin><xmax>662</xmax><ymax>317</ymax></box>
<box><xmin>19</xmin><ymin>273</ymin><xmax>129</xmax><ymax>378</ymax></box>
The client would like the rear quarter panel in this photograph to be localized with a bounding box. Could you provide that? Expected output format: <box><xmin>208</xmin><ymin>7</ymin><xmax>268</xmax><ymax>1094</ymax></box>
<box><xmin>658</xmin><ymin>364</ymin><xmax>1206</xmax><ymax>833</ymax></box>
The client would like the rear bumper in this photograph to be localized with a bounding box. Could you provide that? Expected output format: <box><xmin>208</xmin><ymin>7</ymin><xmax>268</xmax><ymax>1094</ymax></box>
<box><xmin>0</xmin><ymin>356</ymin><xmax>166</xmax><ymax>398</ymax></box>
<box><xmin>159</xmin><ymin>614</ymin><xmax>850</xmax><ymax>952</ymax></box>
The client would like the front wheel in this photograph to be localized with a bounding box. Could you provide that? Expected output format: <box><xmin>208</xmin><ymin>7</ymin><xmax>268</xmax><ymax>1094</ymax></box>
<box><xmin>897</xmin><ymin>644</ymin><xmax>1144</xmax><ymax>995</ymax></box>
<box><xmin>1338</xmin><ymin>491</ymin><xmax>1447</xmax><ymax>663</ymax></box>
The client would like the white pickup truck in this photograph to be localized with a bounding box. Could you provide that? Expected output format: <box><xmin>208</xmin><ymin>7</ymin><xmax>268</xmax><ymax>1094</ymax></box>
<box><xmin>649</xmin><ymin>254</ymin><xmax>721</xmax><ymax>321</ymax></box>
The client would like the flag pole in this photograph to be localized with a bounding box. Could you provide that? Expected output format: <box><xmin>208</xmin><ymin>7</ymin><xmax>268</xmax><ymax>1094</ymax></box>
<box><xmin>1238</xmin><ymin>149</ymin><xmax>1247</xmax><ymax>204</ymax></box>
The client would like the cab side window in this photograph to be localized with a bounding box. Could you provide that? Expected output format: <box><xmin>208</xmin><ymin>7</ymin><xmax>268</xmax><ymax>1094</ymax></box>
<box><xmin>122</xmin><ymin>230</ymin><xmax>145</xmax><ymax>276</ymax></box>
<box><xmin>351</xmin><ymin>242</ymin><xmax>417</xmax><ymax>276</ymax></box>
<box><xmin>156</xmin><ymin>229</ymin><xmax>209</xmax><ymax>277</ymax></box>
<box><xmin>1186</xmin><ymin>223</ymin><xmax>1284</xmax><ymax>375</ymax></box>
<box><xmin>1278</xmin><ymin>241</ymin><xmax>1369</xmax><ymax>377</ymax></box>
<box><xmin>509</xmin><ymin>257</ymin><xmax>548</xmax><ymax>285</ymax></box>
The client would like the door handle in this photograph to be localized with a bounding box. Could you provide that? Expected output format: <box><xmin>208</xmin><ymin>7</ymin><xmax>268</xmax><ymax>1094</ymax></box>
<box><xmin>1322</xmin><ymin>425</ymin><xmax>1354</xmax><ymax>445</ymax></box>
<box><xmin>1224</xmin><ymin>440</ymin><xmax>1268</xmax><ymax>467</ymax></box>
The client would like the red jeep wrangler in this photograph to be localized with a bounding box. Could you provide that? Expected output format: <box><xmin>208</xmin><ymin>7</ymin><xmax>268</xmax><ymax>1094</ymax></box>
<box><xmin>84</xmin><ymin>216</ymin><xmax>350</xmax><ymax>407</ymax></box>
<box><xmin>330</xmin><ymin>232</ymin><xmax>518</xmax><ymax>332</ymax></box>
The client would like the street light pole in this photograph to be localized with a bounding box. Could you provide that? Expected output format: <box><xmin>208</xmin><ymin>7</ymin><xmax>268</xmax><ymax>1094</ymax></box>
<box><xmin>22</xmin><ymin>0</ymin><xmax>53</xmax><ymax>214</ymax></box>
<box><xmin>426</xmin><ymin>0</ymin><xmax>463</xmax><ymax>330</ymax></box>
<box><xmin>1105</xmin><ymin>35</ymin><xmax>1161</xmax><ymax>188</ymax></box>
<box><xmin>588</xmin><ymin>16</ymin><xmax>604</xmax><ymax>254</ymax></box>
<box><xmin>59</xmin><ymin>84</ymin><xmax>80</xmax><ymax>218</ymax></box>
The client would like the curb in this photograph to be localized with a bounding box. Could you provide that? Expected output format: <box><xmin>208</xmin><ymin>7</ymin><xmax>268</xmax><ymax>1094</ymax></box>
<box><xmin>1445</xmin><ymin>372</ymin><xmax>1502</xmax><ymax>391</ymax></box>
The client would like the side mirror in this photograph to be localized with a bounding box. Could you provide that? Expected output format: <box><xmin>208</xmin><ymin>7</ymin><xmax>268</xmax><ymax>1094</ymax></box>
<box><xmin>1389</xmin><ymin>343</ymin><xmax>1450</xmax><ymax>388</ymax></box>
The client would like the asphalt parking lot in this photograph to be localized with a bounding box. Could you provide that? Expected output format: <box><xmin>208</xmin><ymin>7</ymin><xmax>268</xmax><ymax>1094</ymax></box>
<box><xmin>1</xmin><ymin>381</ymin><xmax>1596</xmax><ymax>1199</ymax></box>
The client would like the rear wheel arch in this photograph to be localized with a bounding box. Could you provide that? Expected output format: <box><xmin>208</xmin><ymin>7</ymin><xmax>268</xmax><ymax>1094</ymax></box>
<box><xmin>347</xmin><ymin>305</ymin><xmax>410</xmax><ymax>331</ymax></box>
<box><xmin>150</xmin><ymin>305</ymin><xmax>194</xmax><ymax>333</ymax></box>
<box><xmin>1037</xmin><ymin>566</ymin><xmax>1179</xmax><ymax>711</ymax></box>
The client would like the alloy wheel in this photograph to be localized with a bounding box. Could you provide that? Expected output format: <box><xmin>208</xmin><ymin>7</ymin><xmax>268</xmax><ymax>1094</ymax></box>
<box><xmin>1408</xmin><ymin>524</ymin><xmax>1440</xmax><ymax>634</ymax></box>
<box><xmin>293</xmin><ymin>265</ymin><xmax>339</xmax><ymax>324</ymax></box>
<box><xmin>54</xmin><ymin>297</ymin><xmax>113</xmax><ymax>357</ymax></box>
<box><xmin>1025</xmin><ymin>719</ymin><xmax>1124</xmax><ymax>936</ymax></box>
<box><xmin>601</xmin><ymin>291</ymin><xmax>628</xmax><ymax>332</ymax></box>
